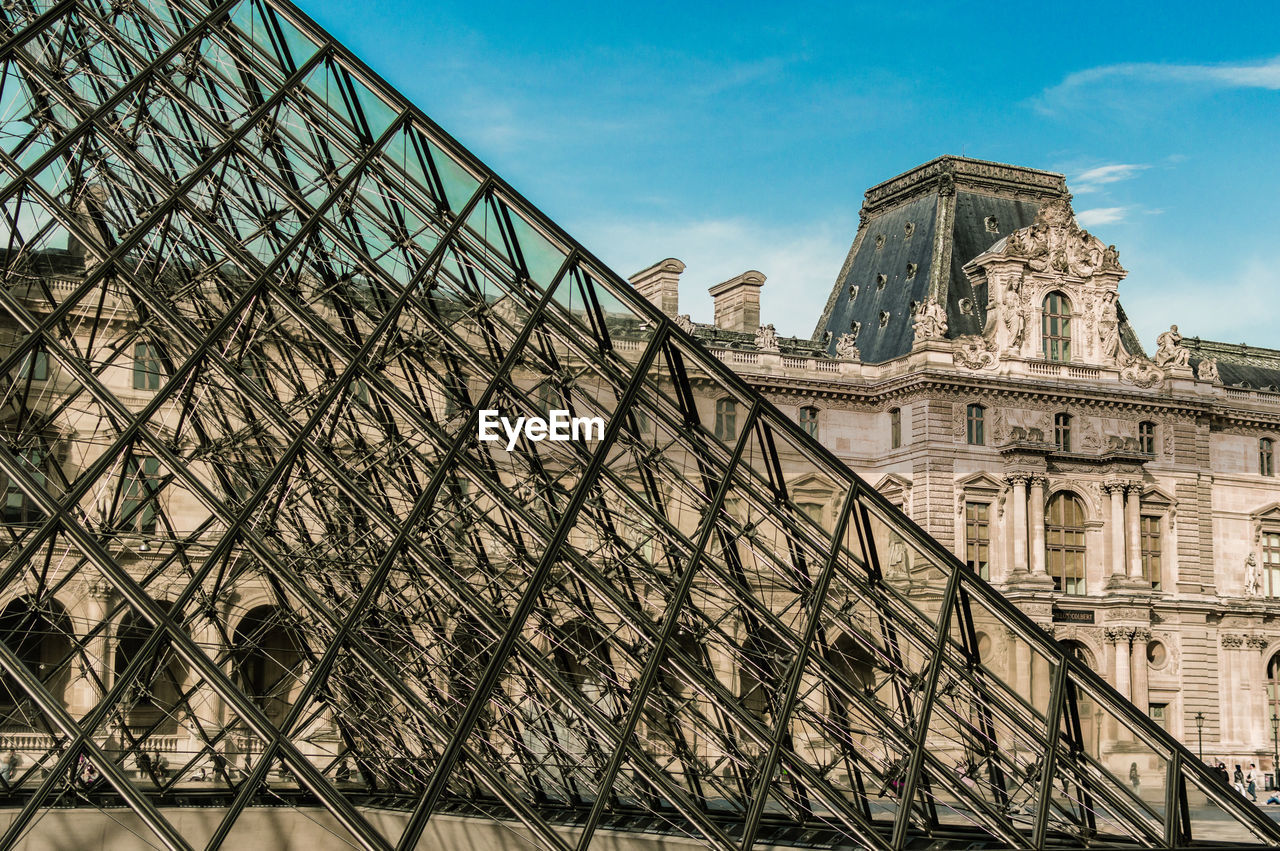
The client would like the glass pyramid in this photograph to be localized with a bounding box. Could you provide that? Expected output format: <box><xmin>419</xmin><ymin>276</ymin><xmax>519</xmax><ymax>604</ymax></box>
<box><xmin>0</xmin><ymin>0</ymin><xmax>1272</xmax><ymax>848</ymax></box>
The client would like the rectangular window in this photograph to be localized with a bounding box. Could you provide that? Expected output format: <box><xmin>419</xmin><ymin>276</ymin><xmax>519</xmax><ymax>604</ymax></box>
<box><xmin>1265</xmin><ymin>532</ymin><xmax>1280</xmax><ymax>598</ymax></box>
<box><xmin>1140</xmin><ymin>515</ymin><xmax>1162</xmax><ymax>591</ymax></box>
<box><xmin>132</xmin><ymin>342</ymin><xmax>163</xmax><ymax>390</ymax></box>
<box><xmin>1263</xmin><ymin>439</ymin><xmax>1276</xmax><ymax>477</ymax></box>
<box><xmin>890</xmin><ymin>408</ymin><xmax>901</xmax><ymax>449</ymax></box>
<box><xmin>1148</xmin><ymin>702</ymin><xmax>1167</xmax><ymax>730</ymax></box>
<box><xmin>965</xmin><ymin>502</ymin><xmax>990</xmax><ymax>580</ymax></box>
<box><xmin>17</xmin><ymin>348</ymin><xmax>47</xmax><ymax>381</ymax></box>
<box><xmin>714</xmin><ymin>399</ymin><xmax>738</xmax><ymax>442</ymax></box>
<box><xmin>966</xmin><ymin>405</ymin><xmax>984</xmax><ymax>446</ymax></box>
<box><xmin>2</xmin><ymin>448</ymin><xmax>45</xmax><ymax>525</ymax></box>
<box><xmin>799</xmin><ymin>407</ymin><xmax>819</xmax><ymax>438</ymax></box>
<box><xmin>120</xmin><ymin>455</ymin><xmax>161</xmax><ymax>533</ymax></box>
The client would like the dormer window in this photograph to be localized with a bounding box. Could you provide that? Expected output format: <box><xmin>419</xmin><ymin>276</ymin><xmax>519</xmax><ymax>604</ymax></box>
<box><xmin>1042</xmin><ymin>292</ymin><xmax>1072</xmax><ymax>362</ymax></box>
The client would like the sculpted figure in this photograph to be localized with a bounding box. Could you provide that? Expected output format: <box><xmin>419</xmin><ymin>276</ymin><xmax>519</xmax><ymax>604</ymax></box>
<box><xmin>754</xmin><ymin>323</ymin><xmax>780</xmax><ymax>352</ymax></box>
<box><xmin>1154</xmin><ymin>324</ymin><xmax>1190</xmax><ymax>368</ymax></box>
<box><xmin>835</xmin><ymin>332</ymin><xmax>861</xmax><ymax>361</ymax></box>
<box><xmin>912</xmin><ymin>301</ymin><xmax>948</xmax><ymax>341</ymax></box>
<box><xmin>1196</xmin><ymin>358</ymin><xmax>1220</xmax><ymax>383</ymax></box>
<box><xmin>1097</xmin><ymin>290</ymin><xmax>1122</xmax><ymax>363</ymax></box>
<box><xmin>1245</xmin><ymin>553</ymin><xmax>1260</xmax><ymax>597</ymax></box>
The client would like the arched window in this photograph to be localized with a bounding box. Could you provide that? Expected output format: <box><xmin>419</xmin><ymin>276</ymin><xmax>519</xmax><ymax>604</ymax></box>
<box><xmin>714</xmin><ymin>398</ymin><xmax>738</xmax><ymax>442</ymax></box>
<box><xmin>1046</xmin><ymin>493</ymin><xmax>1087</xmax><ymax>595</ymax></box>
<box><xmin>966</xmin><ymin>404</ymin><xmax>985</xmax><ymax>446</ymax></box>
<box><xmin>1054</xmin><ymin>413</ymin><xmax>1072</xmax><ymax>452</ymax></box>
<box><xmin>1139</xmin><ymin>421</ymin><xmax>1156</xmax><ymax>455</ymax></box>
<box><xmin>0</xmin><ymin>597</ymin><xmax>74</xmax><ymax>726</ymax></box>
<box><xmin>799</xmin><ymin>405</ymin><xmax>819</xmax><ymax>438</ymax></box>
<box><xmin>889</xmin><ymin>407</ymin><xmax>902</xmax><ymax>449</ymax></box>
<box><xmin>1269</xmin><ymin>653</ymin><xmax>1280</xmax><ymax>738</ymax></box>
<box><xmin>1042</xmin><ymin>292</ymin><xmax>1072</xmax><ymax>362</ymax></box>
<box><xmin>115</xmin><ymin>604</ymin><xmax>187</xmax><ymax>734</ymax></box>
<box><xmin>233</xmin><ymin>606</ymin><xmax>305</xmax><ymax>724</ymax></box>
<box><xmin>1262</xmin><ymin>438</ymin><xmax>1276</xmax><ymax>477</ymax></box>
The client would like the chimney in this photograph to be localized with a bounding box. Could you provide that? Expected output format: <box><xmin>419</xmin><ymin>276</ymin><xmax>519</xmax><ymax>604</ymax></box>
<box><xmin>628</xmin><ymin>258</ymin><xmax>685</xmax><ymax>317</ymax></box>
<box><xmin>709</xmin><ymin>271</ymin><xmax>765</xmax><ymax>332</ymax></box>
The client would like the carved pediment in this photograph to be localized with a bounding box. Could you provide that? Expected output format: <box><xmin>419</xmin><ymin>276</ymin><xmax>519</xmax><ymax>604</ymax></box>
<box><xmin>961</xmin><ymin>197</ymin><xmax>1161</xmax><ymax>374</ymax></box>
<box><xmin>873</xmin><ymin>473</ymin><xmax>912</xmax><ymax>511</ymax></box>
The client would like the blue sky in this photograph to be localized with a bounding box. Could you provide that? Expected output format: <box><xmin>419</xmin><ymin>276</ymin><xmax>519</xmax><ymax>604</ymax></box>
<box><xmin>303</xmin><ymin>0</ymin><xmax>1280</xmax><ymax>349</ymax></box>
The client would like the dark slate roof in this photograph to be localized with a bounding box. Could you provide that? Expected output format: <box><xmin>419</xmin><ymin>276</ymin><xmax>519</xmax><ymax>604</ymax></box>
<box><xmin>813</xmin><ymin>156</ymin><xmax>1069</xmax><ymax>362</ymax></box>
<box><xmin>1183</xmin><ymin>337</ymin><xmax>1280</xmax><ymax>390</ymax></box>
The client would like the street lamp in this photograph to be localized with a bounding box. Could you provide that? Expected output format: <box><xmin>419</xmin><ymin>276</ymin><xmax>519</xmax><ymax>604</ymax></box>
<box><xmin>1194</xmin><ymin>711</ymin><xmax>1205</xmax><ymax>761</ymax></box>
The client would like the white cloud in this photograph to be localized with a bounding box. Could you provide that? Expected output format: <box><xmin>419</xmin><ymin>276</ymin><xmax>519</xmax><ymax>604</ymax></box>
<box><xmin>570</xmin><ymin>214</ymin><xmax>856</xmax><ymax>339</ymax></box>
<box><xmin>1071</xmin><ymin>163</ymin><xmax>1148</xmax><ymax>193</ymax></box>
<box><xmin>1036</xmin><ymin>55</ymin><xmax>1280</xmax><ymax>114</ymax></box>
<box><xmin>1075</xmin><ymin>207</ymin><xmax>1129</xmax><ymax>227</ymax></box>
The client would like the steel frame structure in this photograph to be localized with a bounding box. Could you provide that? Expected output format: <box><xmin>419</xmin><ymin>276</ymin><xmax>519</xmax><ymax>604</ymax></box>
<box><xmin>0</xmin><ymin>0</ymin><xmax>1274</xmax><ymax>849</ymax></box>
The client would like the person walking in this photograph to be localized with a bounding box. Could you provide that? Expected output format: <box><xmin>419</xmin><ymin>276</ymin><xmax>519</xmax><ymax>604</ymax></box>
<box><xmin>1234</xmin><ymin>764</ymin><xmax>1246</xmax><ymax>796</ymax></box>
<box><xmin>1246</xmin><ymin>763</ymin><xmax>1259</xmax><ymax>802</ymax></box>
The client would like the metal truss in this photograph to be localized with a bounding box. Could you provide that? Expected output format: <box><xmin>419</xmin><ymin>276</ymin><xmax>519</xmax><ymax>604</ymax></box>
<box><xmin>0</xmin><ymin>0</ymin><xmax>1273</xmax><ymax>849</ymax></box>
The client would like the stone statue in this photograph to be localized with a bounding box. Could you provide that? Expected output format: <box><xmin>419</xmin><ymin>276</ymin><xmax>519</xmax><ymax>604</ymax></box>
<box><xmin>835</xmin><ymin>332</ymin><xmax>861</xmax><ymax>361</ymax></box>
<box><xmin>1097</xmin><ymin>290</ymin><xmax>1122</xmax><ymax>363</ymax></box>
<box><xmin>1196</xmin><ymin>358</ymin><xmax>1220</xmax><ymax>383</ymax></box>
<box><xmin>673</xmin><ymin>314</ymin><xmax>695</xmax><ymax>334</ymax></box>
<box><xmin>1154</xmin><ymin>324</ymin><xmax>1190</xmax><ymax>368</ymax></box>
<box><xmin>1245</xmin><ymin>553</ymin><xmax>1261</xmax><ymax>597</ymax></box>
<box><xmin>754</xmin><ymin>323</ymin><xmax>780</xmax><ymax>353</ymax></box>
<box><xmin>912</xmin><ymin>301</ymin><xmax>948</xmax><ymax>341</ymax></box>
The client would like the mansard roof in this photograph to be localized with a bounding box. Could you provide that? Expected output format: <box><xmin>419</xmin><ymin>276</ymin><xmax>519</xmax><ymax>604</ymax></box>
<box><xmin>1184</xmin><ymin>337</ymin><xmax>1280</xmax><ymax>390</ymax></box>
<box><xmin>812</xmin><ymin>156</ymin><xmax>1069</xmax><ymax>362</ymax></box>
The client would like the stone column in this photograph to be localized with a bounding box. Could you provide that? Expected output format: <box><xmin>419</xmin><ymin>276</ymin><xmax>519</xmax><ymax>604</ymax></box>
<box><xmin>1130</xmin><ymin>628</ymin><xmax>1151</xmax><ymax>716</ymax></box>
<box><xmin>1222</xmin><ymin>634</ymin><xmax>1243</xmax><ymax>744</ymax></box>
<box><xmin>1029</xmin><ymin>475</ymin><xmax>1047</xmax><ymax>577</ymax></box>
<box><xmin>1247</xmin><ymin>636</ymin><xmax>1271</xmax><ymax>756</ymax></box>
<box><xmin>183</xmin><ymin>611</ymin><xmax>226</xmax><ymax>763</ymax></box>
<box><xmin>1126</xmin><ymin>483</ymin><xmax>1143</xmax><ymax>580</ymax></box>
<box><xmin>70</xmin><ymin>579</ymin><xmax>113</xmax><ymax>718</ymax></box>
<box><xmin>1105</xmin><ymin>481</ymin><xmax>1127</xmax><ymax>579</ymax></box>
<box><xmin>1008</xmin><ymin>474</ymin><xmax>1028</xmax><ymax>575</ymax></box>
<box><xmin>1109</xmin><ymin>628</ymin><xmax>1131</xmax><ymax>700</ymax></box>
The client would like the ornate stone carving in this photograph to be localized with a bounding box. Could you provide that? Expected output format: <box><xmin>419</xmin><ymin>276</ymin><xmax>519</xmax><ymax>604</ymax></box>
<box><xmin>673</xmin><ymin>314</ymin><xmax>695</xmax><ymax>334</ymax></box>
<box><xmin>1244</xmin><ymin>553</ymin><xmax>1261</xmax><ymax>597</ymax></box>
<box><xmin>912</xmin><ymin>300</ymin><xmax>948</xmax><ymax>342</ymax></box>
<box><xmin>953</xmin><ymin>335</ymin><xmax>997</xmax><ymax>370</ymax></box>
<box><xmin>1000</xmin><ymin>198</ymin><xmax>1121</xmax><ymax>279</ymax></box>
<box><xmin>990</xmin><ymin>408</ymin><xmax>1007</xmax><ymax>444</ymax></box>
<box><xmin>1079</xmin><ymin>417</ymin><xmax>1101</xmax><ymax>452</ymax></box>
<box><xmin>1120</xmin><ymin>357</ymin><xmax>1164</xmax><ymax>389</ymax></box>
<box><xmin>835</xmin><ymin>330</ymin><xmax>861</xmax><ymax>361</ymax></box>
<box><xmin>1197</xmin><ymin>358</ymin><xmax>1220</xmax><ymax>383</ymax></box>
<box><xmin>1246</xmin><ymin>635</ymin><xmax>1270</xmax><ymax>650</ymax></box>
<box><xmin>1104</xmin><ymin>627</ymin><xmax>1132</xmax><ymax>644</ymax></box>
<box><xmin>754</xmin><ymin>323</ymin><xmax>780</xmax><ymax>353</ymax></box>
<box><xmin>1222</xmin><ymin>634</ymin><xmax>1245</xmax><ymax>649</ymax></box>
<box><xmin>1131</xmin><ymin>628</ymin><xmax>1152</xmax><ymax>644</ymax></box>
<box><xmin>1153</xmin><ymin>325</ymin><xmax>1190</xmax><ymax>368</ymax></box>
<box><xmin>1095</xmin><ymin>290</ymin><xmax>1123</xmax><ymax>365</ymax></box>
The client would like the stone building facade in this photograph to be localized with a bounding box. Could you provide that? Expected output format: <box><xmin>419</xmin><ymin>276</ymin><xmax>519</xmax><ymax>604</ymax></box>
<box><xmin>633</xmin><ymin>156</ymin><xmax>1280</xmax><ymax>781</ymax></box>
